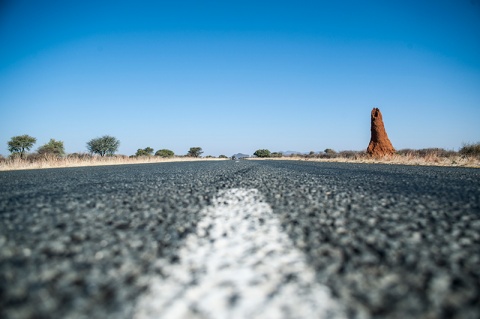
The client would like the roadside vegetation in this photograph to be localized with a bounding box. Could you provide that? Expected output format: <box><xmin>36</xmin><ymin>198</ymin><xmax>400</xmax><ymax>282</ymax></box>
<box><xmin>0</xmin><ymin>135</ymin><xmax>223</xmax><ymax>171</ymax></box>
<box><xmin>0</xmin><ymin>153</ymin><xmax>226</xmax><ymax>171</ymax></box>
<box><xmin>1</xmin><ymin>135</ymin><xmax>479</xmax><ymax>170</ymax></box>
<box><xmin>459</xmin><ymin>142</ymin><xmax>480</xmax><ymax>157</ymax></box>
<box><xmin>250</xmin><ymin>146</ymin><xmax>480</xmax><ymax>168</ymax></box>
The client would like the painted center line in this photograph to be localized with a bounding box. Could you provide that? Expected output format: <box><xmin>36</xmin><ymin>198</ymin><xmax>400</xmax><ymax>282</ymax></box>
<box><xmin>134</xmin><ymin>188</ymin><xmax>345</xmax><ymax>319</ymax></box>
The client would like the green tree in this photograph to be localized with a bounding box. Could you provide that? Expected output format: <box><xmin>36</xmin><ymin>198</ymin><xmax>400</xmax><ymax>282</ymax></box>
<box><xmin>219</xmin><ymin>155</ymin><xmax>228</xmax><ymax>158</ymax></box>
<box><xmin>271</xmin><ymin>152</ymin><xmax>283</xmax><ymax>158</ymax></box>
<box><xmin>37</xmin><ymin>139</ymin><xmax>65</xmax><ymax>156</ymax></box>
<box><xmin>135</xmin><ymin>149</ymin><xmax>147</xmax><ymax>156</ymax></box>
<box><xmin>135</xmin><ymin>147</ymin><xmax>154</xmax><ymax>156</ymax></box>
<box><xmin>155</xmin><ymin>149</ymin><xmax>175</xmax><ymax>158</ymax></box>
<box><xmin>253</xmin><ymin>149</ymin><xmax>271</xmax><ymax>158</ymax></box>
<box><xmin>86</xmin><ymin>135</ymin><xmax>120</xmax><ymax>157</ymax></box>
<box><xmin>144</xmin><ymin>147</ymin><xmax>154</xmax><ymax>155</ymax></box>
<box><xmin>8</xmin><ymin>134</ymin><xmax>37</xmax><ymax>158</ymax></box>
<box><xmin>187</xmin><ymin>147</ymin><xmax>203</xmax><ymax>158</ymax></box>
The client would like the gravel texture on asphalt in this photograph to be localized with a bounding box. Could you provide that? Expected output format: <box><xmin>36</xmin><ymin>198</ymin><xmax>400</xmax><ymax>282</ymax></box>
<box><xmin>134</xmin><ymin>188</ymin><xmax>344</xmax><ymax>319</ymax></box>
<box><xmin>1</xmin><ymin>160</ymin><xmax>479</xmax><ymax>319</ymax></box>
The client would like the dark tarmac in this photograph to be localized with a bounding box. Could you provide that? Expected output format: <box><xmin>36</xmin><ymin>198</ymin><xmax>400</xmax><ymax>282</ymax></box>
<box><xmin>1</xmin><ymin>160</ymin><xmax>479</xmax><ymax>318</ymax></box>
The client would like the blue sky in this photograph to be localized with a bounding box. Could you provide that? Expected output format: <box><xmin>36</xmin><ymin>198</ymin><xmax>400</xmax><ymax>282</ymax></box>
<box><xmin>1</xmin><ymin>0</ymin><xmax>479</xmax><ymax>157</ymax></box>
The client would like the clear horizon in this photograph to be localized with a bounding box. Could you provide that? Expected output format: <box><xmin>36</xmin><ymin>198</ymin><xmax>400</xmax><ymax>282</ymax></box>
<box><xmin>1</xmin><ymin>1</ymin><xmax>479</xmax><ymax>157</ymax></box>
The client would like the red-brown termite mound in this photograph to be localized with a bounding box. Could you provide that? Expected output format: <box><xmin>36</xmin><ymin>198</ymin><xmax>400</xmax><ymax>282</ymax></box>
<box><xmin>367</xmin><ymin>108</ymin><xmax>395</xmax><ymax>157</ymax></box>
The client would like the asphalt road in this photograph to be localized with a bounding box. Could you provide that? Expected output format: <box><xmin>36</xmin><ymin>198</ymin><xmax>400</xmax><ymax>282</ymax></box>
<box><xmin>1</xmin><ymin>160</ymin><xmax>479</xmax><ymax>319</ymax></box>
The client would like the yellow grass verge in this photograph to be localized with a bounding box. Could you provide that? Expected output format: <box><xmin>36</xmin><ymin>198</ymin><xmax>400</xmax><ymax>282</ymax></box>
<box><xmin>0</xmin><ymin>156</ymin><xmax>228</xmax><ymax>171</ymax></box>
<box><xmin>2</xmin><ymin>154</ymin><xmax>478</xmax><ymax>171</ymax></box>
<box><xmin>247</xmin><ymin>154</ymin><xmax>480</xmax><ymax>168</ymax></box>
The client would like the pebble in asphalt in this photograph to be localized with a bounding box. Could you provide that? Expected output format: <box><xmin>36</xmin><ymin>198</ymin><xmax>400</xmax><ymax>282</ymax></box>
<box><xmin>1</xmin><ymin>160</ymin><xmax>479</xmax><ymax>319</ymax></box>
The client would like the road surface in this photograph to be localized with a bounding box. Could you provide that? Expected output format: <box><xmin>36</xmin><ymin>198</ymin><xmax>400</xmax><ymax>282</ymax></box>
<box><xmin>1</xmin><ymin>160</ymin><xmax>479</xmax><ymax>318</ymax></box>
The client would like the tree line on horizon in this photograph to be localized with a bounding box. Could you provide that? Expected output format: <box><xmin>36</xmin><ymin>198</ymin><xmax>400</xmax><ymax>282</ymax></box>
<box><xmin>3</xmin><ymin>134</ymin><xmax>480</xmax><ymax>160</ymax></box>
<box><xmin>3</xmin><ymin>134</ymin><xmax>220</xmax><ymax>159</ymax></box>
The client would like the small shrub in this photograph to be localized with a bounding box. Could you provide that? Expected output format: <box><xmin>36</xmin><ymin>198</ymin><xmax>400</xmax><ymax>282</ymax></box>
<box><xmin>68</xmin><ymin>153</ymin><xmax>93</xmax><ymax>160</ymax></box>
<box><xmin>155</xmin><ymin>149</ymin><xmax>175</xmax><ymax>158</ymax></box>
<box><xmin>339</xmin><ymin>150</ymin><xmax>363</xmax><ymax>159</ymax></box>
<box><xmin>459</xmin><ymin>142</ymin><xmax>480</xmax><ymax>158</ymax></box>
<box><xmin>37</xmin><ymin>139</ymin><xmax>65</xmax><ymax>156</ymax></box>
<box><xmin>27</xmin><ymin>153</ymin><xmax>47</xmax><ymax>162</ymax></box>
<box><xmin>397</xmin><ymin>148</ymin><xmax>456</xmax><ymax>158</ymax></box>
<box><xmin>253</xmin><ymin>149</ymin><xmax>271</xmax><ymax>158</ymax></box>
<box><xmin>319</xmin><ymin>148</ymin><xmax>337</xmax><ymax>159</ymax></box>
<box><xmin>417</xmin><ymin>148</ymin><xmax>455</xmax><ymax>158</ymax></box>
<box><xmin>136</xmin><ymin>147</ymin><xmax>154</xmax><ymax>156</ymax></box>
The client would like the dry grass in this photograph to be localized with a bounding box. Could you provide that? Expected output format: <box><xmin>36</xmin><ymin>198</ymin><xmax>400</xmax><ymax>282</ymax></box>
<box><xmin>247</xmin><ymin>153</ymin><xmax>480</xmax><ymax>168</ymax></box>
<box><xmin>1</xmin><ymin>151</ymin><xmax>479</xmax><ymax>171</ymax></box>
<box><xmin>0</xmin><ymin>155</ymin><xmax>227</xmax><ymax>171</ymax></box>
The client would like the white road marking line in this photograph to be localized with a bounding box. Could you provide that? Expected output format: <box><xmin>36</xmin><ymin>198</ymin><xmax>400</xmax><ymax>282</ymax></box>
<box><xmin>134</xmin><ymin>188</ymin><xmax>345</xmax><ymax>319</ymax></box>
